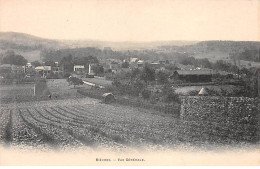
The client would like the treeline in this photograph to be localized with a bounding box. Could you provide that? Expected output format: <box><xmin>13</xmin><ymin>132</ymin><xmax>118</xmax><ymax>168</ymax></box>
<box><xmin>176</xmin><ymin>55</ymin><xmax>257</xmax><ymax>75</ymax></box>
<box><xmin>40</xmin><ymin>47</ymin><xmax>125</xmax><ymax>62</ymax></box>
<box><xmin>0</xmin><ymin>50</ymin><xmax>27</xmax><ymax>65</ymax></box>
<box><xmin>230</xmin><ymin>47</ymin><xmax>260</xmax><ymax>62</ymax></box>
<box><xmin>40</xmin><ymin>47</ymin><xmax>194</xmax><ymax>63</ymax></box>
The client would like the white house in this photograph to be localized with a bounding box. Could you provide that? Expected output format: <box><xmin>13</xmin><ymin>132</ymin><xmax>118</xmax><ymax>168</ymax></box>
<box><xmin>74</xmin><ymin>65</ymin><xmax>85</xmax><ymax>72</ymax></box>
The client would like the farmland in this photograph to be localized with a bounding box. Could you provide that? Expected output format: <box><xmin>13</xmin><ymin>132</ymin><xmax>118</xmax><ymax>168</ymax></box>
<box><xmin>0</xmin><ymin>80</ymin><xmax>51</xmax><ymax>104</ymax></box>
<box><xmin>0</xmin><ymin>95</ymin><xmax>259</xmax><ymax>152</ymax></box>
<box><xmin>0</xmin><ymin>79</ymin><xmax>259</xmax><ymax>152</ymax></box>
<box><xmin>0</xmin><ymin>97</ymin><xmax>183</xmax><ymax>151</ymax></box>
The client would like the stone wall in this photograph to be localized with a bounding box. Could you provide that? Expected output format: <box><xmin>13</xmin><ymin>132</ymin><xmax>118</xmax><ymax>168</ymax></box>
<box><xmin>179</xmin><ymin>96</ymin><xmax>259</xmax><ymax>143</ymax></box>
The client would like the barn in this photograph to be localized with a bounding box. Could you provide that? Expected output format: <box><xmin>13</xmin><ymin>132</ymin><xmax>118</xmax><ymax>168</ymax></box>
<box><xmin>169</xmin><ymin>70</ymin><xmax>215</xmax><ymax>83</ymax></box>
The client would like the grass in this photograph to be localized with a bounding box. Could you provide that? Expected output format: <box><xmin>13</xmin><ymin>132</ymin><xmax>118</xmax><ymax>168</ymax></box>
<box><xmin>0</xmin><ymin>80</ymin><xmax>52</xmax><ymax>103</ymax></box>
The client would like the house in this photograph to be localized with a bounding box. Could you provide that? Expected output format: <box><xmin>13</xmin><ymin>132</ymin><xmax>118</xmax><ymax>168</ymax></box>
<box><xmin>73</xmin><ymin>65</ymin><xmax>85</xmax><ymax>72</ymax></box>
<box><xmin>52</xmin><ymin>62</ymin><xmax>63</xmax><ymax>73</ymax></box>
<box><xmin>12</xmin><ymin>65</ymin><xmax>24</xmax><ymax>74</ymax></box>
<box><xmin>0</xmin><ymin>64</ymin><xmax>24</xmax><ymax>74</ymax></box>
<box><xmin>149</xmin><ymin>62</ymin><xmax>165</xmax><ymax>70</ymax></box>
<box><xmin>52</xmin><ymin>66</ymin><xmax>63</xmax><ymax>73</ymax></box>
<box><xmin>169</xmin><ymin>70</ymin><xmax>216</xmax><ymax>83</ymax></box>
<box><xmin>24</xmin><ymin>63</ymin><xmax>35</xmax><ymax>74</ymax></box>
<box><xmin>0</xmin><ymin>64</ymin><xmax>12</xmax><ymax>74</ymax></box>
<box><xmin>130</xmin><ymin>57</ymin><xmax>138</xmax><ymax>63</ymax></box>
<box><xmin>137</xmin><ymin>60</ymin><xmax>144</xmax><ymax>68</ymax></box>
<box><xmin>35</xmin><ymin>66</ymin><xmax>51</xmax><ymax>76</ymax></box>
<box><xmin>177</xmin><ymin>64</ymin><xmax>195</xmax><ymax>70</ymax></box>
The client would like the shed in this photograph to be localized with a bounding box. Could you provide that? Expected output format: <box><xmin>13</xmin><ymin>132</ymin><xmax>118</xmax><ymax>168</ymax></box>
<box><xmin>102</xmin><ymin>93</ymin><xmax>115</xmax><ymax>103</ymax></box>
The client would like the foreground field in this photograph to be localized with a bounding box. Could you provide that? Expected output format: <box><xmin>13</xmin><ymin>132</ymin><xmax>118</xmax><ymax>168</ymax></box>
<box><xmin>0</xmin><ymin>97</ymin><xmax>183</xmax><ymax>151</ymax></box>
<box><xmin>1</xmin><ymin>96</ymin><xmax>259</xmax><ymax>152</ymax></box>
<box><xmin>0</xmin><ymin>79</ymin><xmax>259</xmax><ymax>152</ymax></box>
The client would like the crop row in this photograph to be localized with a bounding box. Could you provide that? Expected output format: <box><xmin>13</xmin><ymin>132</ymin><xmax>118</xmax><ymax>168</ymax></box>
<box><xmin>19</xmin><ymin>108</ymin><xmax>84</xmax><ymax>148</ymax></box>
<box><xmin>0</xmin><ymin>109</ymin><xmax>11</xmax><ymax>145</ymax></box>
<box><xmin>28</xmin><ymin>107</ymin><xmax>125</xmax><ymax>149</ymax></box>
<box><xmin>11</xmin><ymin>110</ymin><xmax>47</xmax><ymax>147</ymax></box>
<box><xmin>52</xmin><ymin>105</ymin><xmax>179</xmax><ymax>146</ymax></box>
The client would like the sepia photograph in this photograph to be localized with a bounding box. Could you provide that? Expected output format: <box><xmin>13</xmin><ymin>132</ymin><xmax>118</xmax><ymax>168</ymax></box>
<box><xmin>0</xmin><ymin>0</ymin><xmax>259</xmax><ymax>166</ymax></box>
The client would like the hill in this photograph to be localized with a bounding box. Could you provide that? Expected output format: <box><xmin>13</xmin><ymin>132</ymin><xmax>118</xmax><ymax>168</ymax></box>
<box><xmin>0</xmin><ymin>32</ymin><xmax>260</xmax><ymax>63</ymax></box>
<box><xmin>157</xmin><ymin>40</ymin><xmax>260</xmax><ymax>62</ymax></box>
<box><xmin>0</xmin><ymin>32</ymin><xmax>198</xmax><ymax>61</ymax></box>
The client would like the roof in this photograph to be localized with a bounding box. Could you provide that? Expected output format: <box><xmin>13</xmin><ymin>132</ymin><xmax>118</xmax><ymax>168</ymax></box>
<box><xmin>35</xmin><ymin>66</ymin><xmax>51</xmax><ymax>71</ymax></box>
<box><xmin>175</xmin><ymin>70</ymin><xmax>215</xmax><ymax>75</ymax></box>
<box><xmin>177</xmin><ymin>64</ymin><xmax>195</xmax><ymax>70</ymax></box>
<box><xmin>102</xmin><ymin>93</ymin><xmax>114</xmax><ymax>97</ymax></box>
<box><xmin>198</xmin><ymin>87</ymin><xmax>208</xmax><ymax>95</ymax></box>
<box><xmin>137</xmin><ymin>60</ymin><xmax>144</xmax><ymax>64</ymax></box>
<box><xmin>74</xmin><ymin>65</ymin><xmax>85</xmax><ymax>68</ymax></box>
<box><xmin>130</xmin><ymin>58</ymin><xmax>138</xmax><ymax>63</ymax></box>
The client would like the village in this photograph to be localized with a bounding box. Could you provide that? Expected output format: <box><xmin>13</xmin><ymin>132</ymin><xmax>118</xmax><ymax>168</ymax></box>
<box><xmin>0</xmin><ymin>48</ymin><xmax>259</xmax><ymax>99</ymax></box>
<box><xmin>0</xmin><ymin>37</ymin><xmax>259</xmax><ymax>153</ymax></box>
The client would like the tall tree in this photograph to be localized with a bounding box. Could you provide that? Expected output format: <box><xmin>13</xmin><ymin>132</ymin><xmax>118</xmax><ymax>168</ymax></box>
<box><xmin>60</xmin><ymin>54</ymin><xmax>74</xmax><ymax>72</ymax></box>
<box><xmin>92</xmin><ymin>64</ymin><xmax>104</xmax><ymax>75</ymax></box>
<box><xmin>31</xmin><ymin>61</ymin><xmax>42</xmax><ymax>67</ymax></box>
<box><xmin>44</xmin><ymin>60</ymin><xmax>56</xmax><ymax>67</ymax></box>
<box><xmin>140</xmin><ymin>64</ymin><xmax>155</xmax><ymax>84</ymax></box>
<box><xmin>2</xmin><ymin>52</ymin><xmax>27</xmax><ymax>65</ymax></box>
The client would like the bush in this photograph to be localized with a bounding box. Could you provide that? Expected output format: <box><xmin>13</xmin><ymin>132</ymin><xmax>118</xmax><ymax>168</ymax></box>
<box><xmin>141</xmin><ymin>90</ymin><xmax>151</xmax><ymax>100</ymax></box>
<box><xmin>162</xmin><ymin>84</ymin><xmax>180</xmax><ymax>103</ymax></box>
<box><xmin>63</xmin><ymin>73</ymin><xmax>71</xmax><ymax>78</ymax></box>
<box><xmin>67</xmin><ymin>76</ymin><xmax>84</xmax><ymax>87</ymax></box>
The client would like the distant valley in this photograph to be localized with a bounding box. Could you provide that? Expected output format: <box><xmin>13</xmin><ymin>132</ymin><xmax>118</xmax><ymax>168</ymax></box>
<box><xmin>0</xmin><ymin>32</ymin><xmax>260</xmax><ymax>64</ymax></box>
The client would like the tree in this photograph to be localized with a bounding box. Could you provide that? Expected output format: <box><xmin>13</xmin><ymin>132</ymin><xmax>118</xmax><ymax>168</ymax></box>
<box><xmin>44</xmin><ymin>60</ymin><xmax>56</xmax><ymax>67</ymax></box>
<box><xmin>162</xmin><ymin>84</ymin><xmax>180</xmax><ymax>103</ymax></box>
<box><xmin>2</xmin><ymin>52</ymin><xmax>27</xmax><ymax>65</ymax></box>
<box><xmin>121</xmin><ymin>61</ymin><xmax>129</xmax><ymax>68</ymax></box>
<box><xmin>92</xmin><ymin>64</ymin><xmax>104</xmax><ymax>75</ymax></box>
<box><xmin>73</xmin><ymin>56</ymin><xmax>99</xmax><ymax>68</ymax></box>
<box><xmin>156</xmin><ymin>71</ymin><xmax>170</xmax><ymax>84</ymax></box>
<box><xmin>165</xmin><ymin>63</ymin><xmax>179</xmax><ymax>71</ymax></box>
<box><xmin>178</xmin><ymin>56</ymin><xmax>196</xmax><ymax>65</ymax></box>
<box><xmin>197</xmin><ymin>58</ymin><xmax>212</xmax><ymax>68</ymax></box>
<box><xmin>67</xmin><ymin>76</ymin><xmax>84</xmax><ymax>88</ymax></box>
<box><xmin>141</xmin><ymin>90</ymin><xmax>151</xmax><ymax>100</ymax></box>
<box><xmin>140</xmin><ymin>64</ymin><xmax>155</xmax><ymax>84</ymax></box>
<box><xmin>130</xmin><ymin>68</ymin><xmax>141</xmax><ymax>80</ymax></box>
<box><xmin>31</xmin><ymin>61</ymin><xmax>42</xmax><ymax>67</ymax></box>
<box><xmin>213</xmin><ymin>60</ymin><xmax>230</xmax><ymax>72</ymax></box>
<box><xmin>60</xmin><ymin>54</ymin><xmax>74</xmax><ymax>72</ymax></box>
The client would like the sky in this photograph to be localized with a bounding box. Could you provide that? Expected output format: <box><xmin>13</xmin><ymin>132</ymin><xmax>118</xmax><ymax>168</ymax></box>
<box><xmin>0</xmin><ymin>0</ymin><xmax>259</xmax><ymax>42</ymax></box>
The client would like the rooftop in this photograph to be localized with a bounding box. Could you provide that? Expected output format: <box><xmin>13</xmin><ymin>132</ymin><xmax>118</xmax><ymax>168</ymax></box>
<box><xmin>175</xmin><ymin>70</ymin><xmax>216</xmax><ymax>75</ymax></box>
